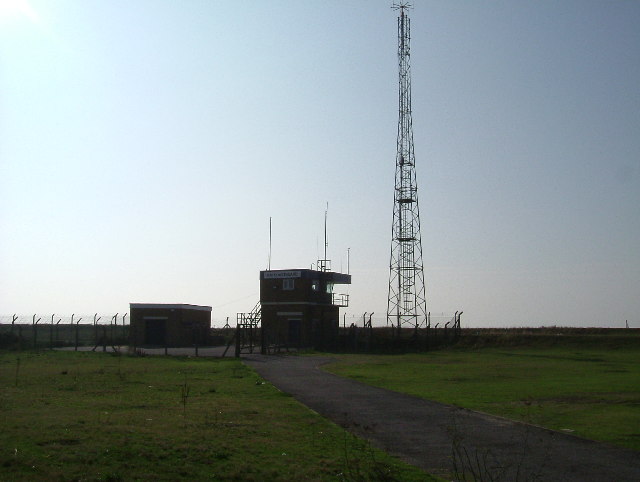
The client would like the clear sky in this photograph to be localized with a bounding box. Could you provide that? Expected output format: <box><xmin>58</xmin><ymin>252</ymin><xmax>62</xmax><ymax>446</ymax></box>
<box><xmin>1</xmin><ymin>1</ymin><xmax>638</xmax><ymax>328</ymax></box>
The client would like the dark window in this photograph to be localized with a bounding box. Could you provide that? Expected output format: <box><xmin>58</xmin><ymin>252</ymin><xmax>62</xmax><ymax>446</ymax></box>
<box><xmin>283</xmin><ymin>279</ymin><xmax>295</xmax><ymax>290</ymax></box>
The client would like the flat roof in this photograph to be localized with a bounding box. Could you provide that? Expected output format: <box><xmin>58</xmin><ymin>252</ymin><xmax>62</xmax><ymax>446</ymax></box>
<box><xmin>129</xmin><ymin>303</ymin><xmax>212</xmax><ymax>312</ymax></box>
<box><xmin>260</xmin><ymin>269</ymin><xmax>351</xmax><ymax>284</ymax></box>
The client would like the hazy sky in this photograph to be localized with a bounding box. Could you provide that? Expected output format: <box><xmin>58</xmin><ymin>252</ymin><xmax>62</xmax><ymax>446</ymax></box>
<box><xmin>1</xmin><ymin>1</ymin><xmax>638</xmax><ymax>328</ymax></box>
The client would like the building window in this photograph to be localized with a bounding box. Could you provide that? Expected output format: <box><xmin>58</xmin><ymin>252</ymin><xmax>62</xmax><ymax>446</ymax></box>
<box><xmin>326</xmin><ymin>282</ymin><xmax>334</xmax><ymax>294</ymax></box>
<box><xmin>311</xmin><ymin>280</ymin><xmax>320</xmax><ymax>291</ymax></box>
<box><xmin>283</xmin><ymin>279</ymin><xmax>295</xmax><ymax>290</ymax></box>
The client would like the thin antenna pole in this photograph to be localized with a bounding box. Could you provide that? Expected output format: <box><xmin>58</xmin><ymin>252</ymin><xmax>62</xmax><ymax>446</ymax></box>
<box><xmin>347</xmin><ymin>247</ymin><xmax>350</xmax><ymax>275</ymax></box>
<box><xmin>268</xmin><ymin>217</ymin><xmax>272</xmax><ymax>270</ymax></box>
<box><xmin>324</xmin><ymin>203</ymin><xmax>328</xmax><ymax>271</ymax></box>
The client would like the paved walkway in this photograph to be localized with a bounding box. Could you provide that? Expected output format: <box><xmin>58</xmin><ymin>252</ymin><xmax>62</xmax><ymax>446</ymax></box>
<box><xmin>57</xmin><ymin>345</ymin><xmax>234</xmax><ymax>356</ymax></box>
<box><xmin>244</xmin><ymin>354</ymin><xmax>640</xmax><ymax>481</ymax></box>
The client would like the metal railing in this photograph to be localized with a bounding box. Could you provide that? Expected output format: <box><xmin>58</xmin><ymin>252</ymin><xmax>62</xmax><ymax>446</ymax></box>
<box><xmin>332</xmin><ymin>293</ymin><xmax>349</xmax><ymax>307</ymax></box>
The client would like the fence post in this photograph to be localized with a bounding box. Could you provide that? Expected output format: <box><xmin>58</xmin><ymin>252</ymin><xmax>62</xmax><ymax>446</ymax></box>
<box><xmin>93</xmin><ymin>314</ymin><xmax>101</xmax><ymax>348</ymax></box>
<box><xmin>55</xmin><ymin>318</ymin><xmax>62</xmax><ymax>347</ymax></box>
<box><xmin>72</xmin><ymin>314</ymin><xmax>77</xmax><ymax>351</ymax></box>
<box><xmin>111</xmin><ymin>313</ymin><xmax>118</xmax><ymax>348</ymax></box>
<box><xmin>353</xmin><ymin>325</ymin><xmax>358</xmax><ymax>352</ymax></box>
<box><xmin>32</xmin><ymin>314</ymin><xmax>41</xmax><ymax>349</ymax></box>
<box><xmin>122</xmin><ymin>313</ymin><xmax>128</xmax><ymax>346</ymax></box>
<box><xmin>74</xmin><ymin>315</ymin><xmax>83</xmax><ymax>351</ymax></box>
<box><xmin>50</xmin><ymin>314</ymin><xmax>55</xmax><ymax>350</ymax></box>
<box><xmin>425</xmin><ymin>324</ymin><xmax>429</xmax><ymax>351</ymax></box>
<box><xmin>234</xmin><ymin>324</ymin><xmax>241</xmax><ymax>358</ymax></box>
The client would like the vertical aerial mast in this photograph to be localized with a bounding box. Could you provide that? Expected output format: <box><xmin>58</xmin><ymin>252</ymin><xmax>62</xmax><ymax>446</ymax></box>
<box><xmin>387</xmin><ymin>3</ymin><xmax>428</xmax><ymax>333</ymax></box>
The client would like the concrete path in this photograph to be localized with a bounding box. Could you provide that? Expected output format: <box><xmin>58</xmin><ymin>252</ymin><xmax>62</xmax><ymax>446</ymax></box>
<box><xmin>244</xmin><ymin>354</ymin><xmax>640</xmax><ymax>481</ymax></box>
<box><xmin>57</xmin><ymin>345</ymin><xmax>235</xmax><ymax>357</ymax></box>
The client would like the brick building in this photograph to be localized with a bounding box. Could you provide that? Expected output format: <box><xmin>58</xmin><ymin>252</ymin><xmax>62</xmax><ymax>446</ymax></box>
<box><xmin>260</xmin><ymin>269</ymin><xmax>351</xmax><ymax>350</ymax></box>
<box><xmin>129</xmin><ymin>303</ymin><xmax>211</xmax><ymax>347</ymax></box>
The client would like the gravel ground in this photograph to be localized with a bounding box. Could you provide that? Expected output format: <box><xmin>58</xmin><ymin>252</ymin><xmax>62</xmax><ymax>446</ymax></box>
<box><xmin>244</xmin><ymin>354</ymin><xmax>640</xmax><ymax>481</ymax></box>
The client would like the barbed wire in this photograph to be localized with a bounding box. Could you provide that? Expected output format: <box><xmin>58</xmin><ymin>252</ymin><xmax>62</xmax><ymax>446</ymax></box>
<box><xmin>341</xmin><ymin>312</ymin><xmax>461</xmax><ymax>328</ymax></box>
<box><xmin>0</xmin><ymin>313</ymin><xmax>128</xmax><ymax>325</ymax></box>
<box><xmin>1</xmin><ymin>313</ymin><xmax>461</xmax><ymax>328</ymax></box>
<box><xmin>0</xmin><ymin>314</ymin><xmax>240</xmax><ymax>329</ymax></box>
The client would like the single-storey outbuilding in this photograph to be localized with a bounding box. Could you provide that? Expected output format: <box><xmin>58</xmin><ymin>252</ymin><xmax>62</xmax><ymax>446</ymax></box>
<box><xmin>129</xmin><ymin>303</ymin><xmax>211</xmax><ymax>347</ymax></box>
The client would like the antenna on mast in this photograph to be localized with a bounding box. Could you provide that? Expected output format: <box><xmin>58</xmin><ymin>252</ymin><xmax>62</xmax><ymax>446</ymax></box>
<box><xmin>391</xmin><ymin>2</ymin><xmax>412</xmax><ymax>13</ymax></box>
<box><xmin>391</xmin><ymin>2</ymin><xmax>412</xmax><ymax>9</ymax></box>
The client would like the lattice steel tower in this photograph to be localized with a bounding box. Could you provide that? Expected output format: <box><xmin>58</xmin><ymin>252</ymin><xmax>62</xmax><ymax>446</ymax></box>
<box><xmin>387</xmin><ymin>3</ymin><xmax>428</xmax><ymax>332</ymax></box>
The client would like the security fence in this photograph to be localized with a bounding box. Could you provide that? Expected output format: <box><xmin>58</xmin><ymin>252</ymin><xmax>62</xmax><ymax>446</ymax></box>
<box><xmin>0</xmin><ymin>313</ymin><xmax>238</xmax><ymax>352</ymax></box>
<box><xmin>336</xmin><ymin>311</ymin><xmax>463</xmax><ymax>353</ymax></box>
<box><xmin>1</xmin><ymin>311</ymin><xmax>463</xmax><ymax>354</ymax></box>
<box><xmin>0</xmin><ymin>313</ymin><xmax>129</xmax><ymax>350</ymax></box>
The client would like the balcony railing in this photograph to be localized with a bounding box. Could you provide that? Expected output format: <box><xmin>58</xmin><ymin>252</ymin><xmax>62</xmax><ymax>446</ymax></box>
<box><xmin>332</xmin><ymin>293</ymin><xmax>349</xmax><ymax>307</ymax></box>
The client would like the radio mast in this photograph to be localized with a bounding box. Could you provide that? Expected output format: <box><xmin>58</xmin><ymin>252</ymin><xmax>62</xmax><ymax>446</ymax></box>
<box><xmin>387</xmin><ymin>3</ymin><xmax>428</xmax><ymax>333</ymax></box>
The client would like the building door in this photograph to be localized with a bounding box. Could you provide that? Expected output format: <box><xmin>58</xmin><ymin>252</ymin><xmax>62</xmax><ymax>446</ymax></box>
<box><xmin>288</xmin><ymin>319</ymin><xmax>301</xmax><ymax>346</ymax></box>
<box><xmin>145</xmin><ymin>318</ymin><xmax>167</xmax><ymax>345</ymax></box>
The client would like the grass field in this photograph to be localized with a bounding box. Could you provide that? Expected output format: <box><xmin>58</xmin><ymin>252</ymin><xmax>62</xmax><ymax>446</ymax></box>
<box><xmin>324</xmin><ymin>346</ymin><xmax>640</xmax><ymax>451</ymax></box>
<box><xmin>0</xmin><ymin>351</ymin><xmax>432</xmax><ymax>481</ymax></box>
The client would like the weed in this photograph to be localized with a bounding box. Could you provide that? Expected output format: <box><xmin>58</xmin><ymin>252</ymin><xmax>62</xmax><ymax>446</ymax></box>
<box><xmin>449</xmin><ymin>406</ymin><xmax>549</xmax><ymax>482</ymax></box>
<box><xmin>340</xmin><ymin>421</ymin><xmax>400</xmax><ymax>481</ymax></box>
<box><xmin>180</xmin><ymin>375</ymin><xmax>190</xmax><ymax>418</ymax></box>
<box><xmin>450</xmin><ymin>420</ymin><xmax>506</xmax><ymax>481</ymax></box>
